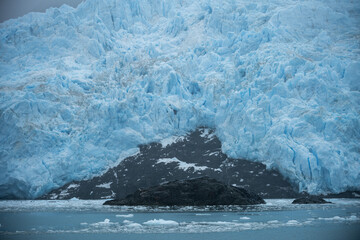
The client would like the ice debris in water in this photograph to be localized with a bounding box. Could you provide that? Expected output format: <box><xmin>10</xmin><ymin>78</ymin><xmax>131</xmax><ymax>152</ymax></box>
<box><xmin>116</xmin><ymin>214</ymin><xmax>134</xmax><ymax>218</ymax></box>
<box><xmin>318</xmin><ymin>215</ymin><xmax>359</xmax><ymax>221</ymax></box>
<box><xmin>143</xmin><ymin>219</ymin><xmax>179</xmax><ymax>226</ymax></box>
<box><xmin>101</xmin><ymin>219</ymin><xmax>110</xmax><ymax>224</ymax></box>
<box><xmin>0</xmin><ymin>0</ymin><xmax>359</xmax><ymax>199</ymax></box>
<box><xmin>123</xmin><ymin>220</ymin><xmax>142</xmax><ymax>228</ymax></box>
<box><xmin>286</xmin><ymin>220</ymin><xmax>300</xmax><ymax>225</ymax></box>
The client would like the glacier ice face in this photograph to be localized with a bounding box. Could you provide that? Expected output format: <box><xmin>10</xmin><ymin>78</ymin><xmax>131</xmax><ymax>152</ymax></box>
<box><xmin>0</xmin><ymin>0</ymin><xmax>359</xmax><ymax>199</ymax></box>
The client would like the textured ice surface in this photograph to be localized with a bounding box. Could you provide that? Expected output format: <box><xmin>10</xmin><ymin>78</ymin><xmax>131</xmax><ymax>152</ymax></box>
<box><xmin>0</xmin><ymin>0</ymin><xmax>359</xmax><ymax>199</ymax></box>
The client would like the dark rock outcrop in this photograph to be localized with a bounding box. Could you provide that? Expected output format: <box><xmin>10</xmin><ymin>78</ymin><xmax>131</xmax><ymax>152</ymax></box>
<box><xmin>103</xmin><ymin>177</ymin><xmax>265</xmax><ymax>206</ymax></box>
<box><xmin>292</xmin><ymin>196</ymin><xmax>332</xmax><ymax>204</ymax></box>
<box><xmin>40</xmin><ymin>128</ymin><xmax>299</xmax><ymax>200</ymax></box>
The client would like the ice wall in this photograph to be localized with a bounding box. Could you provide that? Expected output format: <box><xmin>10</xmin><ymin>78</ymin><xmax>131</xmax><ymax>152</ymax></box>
<box><xmin>0</xmin><ymin>0</ymin><xmax>359</xmax><ymax>199</ymax></box>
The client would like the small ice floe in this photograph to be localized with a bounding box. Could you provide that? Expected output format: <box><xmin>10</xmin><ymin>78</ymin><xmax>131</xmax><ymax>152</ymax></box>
<box><xmin>319</xmin><ymin>215</ymin><xmax>359</xmax><ymax>221</ymax></box>
<box><xmin>91</xmin><ymin>219</ymin><xmax>112</xmax><ymax>226</ymax></box>
<box><xmin>102</xmin><ymin>219</ymin><xmax>111</xmax><ymax>224</ymax></box>
<box><xmin>70</xmin><ymin>197</ymin><xmax>79</xmax><ymax>201</ymax></box>
<box><xmin>203</xmin><ymin>221</ymin><xmax>233</xmax><ymax>225</ymax></box>
<box><xmin>116</xmin><ymin>214</ymin><xmax>134</xmax><ymax>218</ymax></box>
<box><xmin>195</xmin><ymin>213</ymin><xmax>211</xmax><ymax>216</ymax></box>
<box><xmin>267</xmin><ymin>220</ymin><xmax>279</xmax><ymax>224</ymax></box>
<box><xmin>80</xmin><ymin>222</ymin><xmax>88</xmax><ymax>225</ymax></box>
<box><xmin>143</xmin><ymin>219</ymin><xmax>179</xmax><ymax>226</ymax></box>
<box><xmin>123</xmin><ymin>220</ymin><xmax>142</xmax><ymax>228</ymax></box>
<box><xmin>240</xmin><ymin>217</ymin><xmax>250</xmax><ymax>220</ymax></box>
<box><xmin>286</xmin><ymin>220</ymin><xmax>300</xmax><ymax>225</ymax></box>
<box><xmin>319</xmin><ymin>216</ymin><xmax>344</xmax><ymax>221</ymax></box>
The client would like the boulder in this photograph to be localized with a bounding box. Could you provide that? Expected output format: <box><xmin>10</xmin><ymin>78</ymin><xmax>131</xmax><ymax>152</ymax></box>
<box><xmin>103</xmin><ymin>177</ymin><xmax>265</xmax><ymax>206</ymax></box>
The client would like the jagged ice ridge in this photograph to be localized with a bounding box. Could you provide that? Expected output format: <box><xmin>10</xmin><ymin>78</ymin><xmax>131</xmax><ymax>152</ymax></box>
<box><xmin>0</xmin><ymin>0</ymin><xmax>359</xmax><ymax>199</ymax></box>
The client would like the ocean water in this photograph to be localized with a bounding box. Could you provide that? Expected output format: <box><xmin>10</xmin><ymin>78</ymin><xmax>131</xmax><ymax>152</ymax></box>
<box><xmin>0</xmin><ymin>199</ymin><xmax>359</xmax><ymax>240</ymax></box>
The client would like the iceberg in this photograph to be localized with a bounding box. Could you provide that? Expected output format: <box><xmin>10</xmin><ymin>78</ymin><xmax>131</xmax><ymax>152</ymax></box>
<box><xmin>0</xmin><ymin>0</ymin><xmax>359</xmax><ymax>199</ymax></box>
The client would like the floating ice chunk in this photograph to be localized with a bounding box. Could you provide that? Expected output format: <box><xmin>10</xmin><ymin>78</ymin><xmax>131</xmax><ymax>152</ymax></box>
<box><xmin>348</xmin><ymin>215</ymin><xmax>358</xmax><ymax>221</ymax></box>
<box><xmin>92</xmin><ymin>219</ymin><xmax>111</xmax><ymax>226</ymax></box>
<box><xmin>317</xmin><ymin>216</ymin><xmax>359</xmax><ymax>221</ymax></box>
<box><xmin>202</xmin><ymin>221</ymin><xmax>234</xmax><ymax>225</ymax></box>
<box><xmin>123</xmin><ymin>220</ymin><xmax>142</xmax><ymax>228</ymax></box>
<box><xmin>116</xmin><ymin>214</ymin><xmax>134</xmax><ymax>218</ymax></box>
<box><xmin>319</xmin><ymin>216</ymin><xmax>344</xmax><ymax>221</ymax></box>
<box><xmin>127</xmin><ymin>223</ymin><xmax>142</xmax><ymax>228</ymax></box>
<box><xmin>267</xmin><ymin>220</ymin><xmax>279</xmax><ymax>224</ymax></box>
<box><xmin>286</xmin><ymin>220</ymin><xmax>300</xmax><ymax>225</ymax></box>
<box><xmin>240</xmin><ymin>217</ymin><xmax>250</xmax><ymax>220</ymax></box>
<box><xmin>143</xmin><ymin>219</ymin><xmax>179</xmax><ymax>226</ymax></box>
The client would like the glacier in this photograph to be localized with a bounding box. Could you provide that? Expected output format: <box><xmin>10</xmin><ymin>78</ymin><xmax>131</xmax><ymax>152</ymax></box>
<box><xmin>0</xmin><ymin>0</ymin><xmax>359</xmax><ymax>199</ymax></box>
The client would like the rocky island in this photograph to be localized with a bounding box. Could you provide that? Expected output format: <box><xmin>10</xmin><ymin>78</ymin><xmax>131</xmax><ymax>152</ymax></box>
<box><xmin>103</xmin><ymin>177</ymin><xmax>265</xmax><ymax>206</ymax></box>
<box><xmin>292</xmin><ymin>195</ymin><xmax>332</xmax><ymax>204</ymax></box>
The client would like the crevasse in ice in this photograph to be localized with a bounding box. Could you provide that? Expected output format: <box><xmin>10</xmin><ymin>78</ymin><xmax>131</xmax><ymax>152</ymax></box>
<box><xmin>0</xmin><ymin>0</ymin><xmax>359</xmax><ymax>199</ymax></box>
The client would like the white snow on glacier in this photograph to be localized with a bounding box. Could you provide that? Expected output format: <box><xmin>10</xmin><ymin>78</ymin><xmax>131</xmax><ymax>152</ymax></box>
<box><xmin>0</xmin><ymin>0</ymin><xmax>359</xmax><ymax>199</ymax></box>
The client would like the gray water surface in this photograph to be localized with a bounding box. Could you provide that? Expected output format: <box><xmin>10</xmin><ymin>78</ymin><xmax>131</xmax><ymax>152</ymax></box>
<box><xmin>0</xmin><ymin>199</ymin><xmax>359</xmax><ymax>240</ymax></box>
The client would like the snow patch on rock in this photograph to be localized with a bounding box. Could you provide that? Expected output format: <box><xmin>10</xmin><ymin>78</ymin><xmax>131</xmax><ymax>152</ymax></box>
<box><xmin>157</xmin><ymin>158</ymin><xmax>208</xmax><ymax>172</ymax></box>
